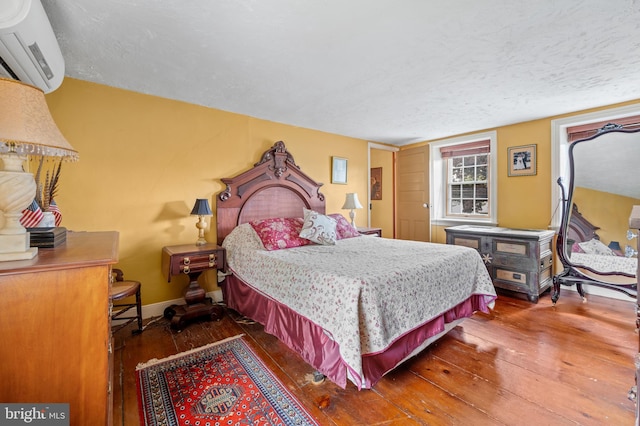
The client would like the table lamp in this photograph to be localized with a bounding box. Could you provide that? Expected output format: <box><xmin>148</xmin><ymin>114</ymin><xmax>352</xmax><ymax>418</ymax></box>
<box><xmin>191</xmin><ymin>198</ymin><xmax>212</xmax><ymax>246</ymax></box>
<box><xmin>0</xmin><ymin>78</ymin><xmax>78</xmax><ymax>261</ymax></box>
<box><xmin>342</xmin><ymin>193</ymin><xmax>363</xmax><ymax>227</ymax></box>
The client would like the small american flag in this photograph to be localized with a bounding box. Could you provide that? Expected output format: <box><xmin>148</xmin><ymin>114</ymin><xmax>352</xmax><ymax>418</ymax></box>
<box><xmin>20</xmin><ymin>200</ymin><xmax>44</xmax><ymax>228</ymax></box>
<box><xmin>48</xmin><ymin>200</ymin><xmax>62</xmax><ymax>226</ymax></box>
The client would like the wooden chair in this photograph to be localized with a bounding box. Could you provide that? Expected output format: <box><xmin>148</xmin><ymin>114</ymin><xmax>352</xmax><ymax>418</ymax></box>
<box><xmin>110</xmin><ymin>268</ymin><xmax>143</xmax><ymax>335</ymax></box>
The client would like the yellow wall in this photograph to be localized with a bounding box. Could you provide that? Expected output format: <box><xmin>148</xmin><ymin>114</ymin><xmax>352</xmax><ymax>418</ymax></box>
<box><xmin>415</xmin><ymin>99</ymin><xmax>640</xmax><ymax>244</ymax></box>
<box><xmin>370</xmin><ymin>149</ymin><xmax>394</xmax><ymax>237</ymax></box>
<box><xmin>573</xmin><ymin>187</ymin><xmax>640</xmax><ymax>246</ymax></box>
<box><xmin>43</xmin><ymin>78</ymin><xmax>640</xmax><ymax>305</ymax></box>
<box><xmin>44</xmin><ymin>78</ymin><xmax>369</xmax><ymax>305</ymax></box>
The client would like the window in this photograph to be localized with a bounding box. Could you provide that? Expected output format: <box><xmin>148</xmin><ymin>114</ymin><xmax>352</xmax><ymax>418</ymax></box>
<box><xmin>430</xmin><ymin>131</ymin><xmax>497</xmax><ymax>225</ymax></box>
<box><xmin>448</xmin><ymin>153</ymin><xmax>489</xmax><ymax>215</ymax></box>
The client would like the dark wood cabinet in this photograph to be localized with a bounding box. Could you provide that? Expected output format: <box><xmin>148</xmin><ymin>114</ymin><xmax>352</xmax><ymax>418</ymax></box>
<box><xmin>161</xmin><ymin>243</ymin><xmax>225</xmax><ymax>329</ymax></box>
<box><xmin>358</xmin><ymin>227</ymin><xmax>382</xmax><ymax>237</ymax></box>
<box><xmin>445</xmin><ymin>225</ymin><xmax>555</xmax><ymax>303</ymax></box>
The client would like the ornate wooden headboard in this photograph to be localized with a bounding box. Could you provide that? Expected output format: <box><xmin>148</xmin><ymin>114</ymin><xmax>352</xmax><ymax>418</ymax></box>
<box><xmin>216</xmin><ymin>141</ymin><xmax>325</xmax><ymax>245</ymax></box>
<box><xmin>567</xmin><ymin>203</ymin><xmax>600</xmax><ymax>245</ymax></box>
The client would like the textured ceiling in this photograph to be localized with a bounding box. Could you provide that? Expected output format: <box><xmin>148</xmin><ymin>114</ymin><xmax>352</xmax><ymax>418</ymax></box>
<box><xmin>41</xmin><ymin>0</ymin><xmax>640</xmax><ymax>145</ymax></box>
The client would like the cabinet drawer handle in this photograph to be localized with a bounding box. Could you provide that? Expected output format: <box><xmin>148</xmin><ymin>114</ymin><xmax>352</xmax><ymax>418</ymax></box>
<box><xmin>182</xmin><ymin>266</ymin><xmax>190</xmax><ymax>274</ymax></box>
<box><xmin>512</xmin><ymin>273</ymin><xmax>522</xmax><ymax>280</ymax></box>
<box><xmin>182</xmin><ymin>257</ymin><xmax>190</xmax><ymax>265</ymax></box>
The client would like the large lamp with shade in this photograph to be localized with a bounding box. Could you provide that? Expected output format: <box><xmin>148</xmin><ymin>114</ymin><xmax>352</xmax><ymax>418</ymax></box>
<box><xmin>341</xmin><ymin>193</ymin><xmax>363</xmax><ymax>227</ymax></box>
<box><xmin>0</xmin><ymin>78</ymin><xmax>78</xmax><ymax>261</ymax></box>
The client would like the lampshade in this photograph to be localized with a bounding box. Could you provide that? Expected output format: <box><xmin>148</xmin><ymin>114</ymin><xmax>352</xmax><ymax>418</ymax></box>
<box><xmin>0</xmin><ymin>78</ymin><xmax>78</xmax><ymax>160</ymax></box>
<box><xmin>191</xmin><ymin>198</ymin><xmax>212</xmax><ymax>216</ymax></box>
<box><xmin>0</xmin><ymin>78</ymin><xmax>77</xmax><ymax>261</ymax></box>
<box><xmin>342</xmin><ymin>193</ymin><xmax>363</xmax><ymax>210</ymax></box>
<box><xmin>191</xmin><ymin>198</ymin><xmax>212</xmax><ymax>246</ymax></box>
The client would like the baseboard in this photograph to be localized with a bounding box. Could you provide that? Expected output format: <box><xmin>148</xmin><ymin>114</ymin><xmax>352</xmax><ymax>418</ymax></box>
<box><xmin>139</xmin><ymin>285</ymin><xmax>631</xmax><ymax>319</ymax></box>
<box><xmin>141</xmin><ymin>289</ymin><xmax>224</xmax><ymax>320</ymax></box>
<box><xmin>563</xmin><ymin>285</ymin><xmax>635</xmax><ymax>302</ymax></box>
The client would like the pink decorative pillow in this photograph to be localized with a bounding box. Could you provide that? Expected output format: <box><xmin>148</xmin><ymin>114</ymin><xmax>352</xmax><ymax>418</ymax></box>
<box><xmin>249</xmin><ymin>217</ymin><xmax>313</xmax><ymax>251</ymax></box>
<box><xmin>328</xmin><ymin>213</ymin><xmax>361</xmax><ymax>240</ymax></box>
<box><xmin>571</xmin><ymin>242</ymin><xmax>584</xmax><ymax>253</ymax></box>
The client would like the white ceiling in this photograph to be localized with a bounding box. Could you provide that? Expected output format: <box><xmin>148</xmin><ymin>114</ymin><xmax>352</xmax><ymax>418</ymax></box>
<box><xmin>41</xmin><ymin>0</ymin><xmax>640</xmax><ymax>146</ymax></box>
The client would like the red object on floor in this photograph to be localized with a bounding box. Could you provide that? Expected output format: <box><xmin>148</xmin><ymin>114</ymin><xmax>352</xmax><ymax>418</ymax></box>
<box><xmin>136</xmin><ymin>335</ymin><xmax>318</xmax><ymax>426</ymax></box>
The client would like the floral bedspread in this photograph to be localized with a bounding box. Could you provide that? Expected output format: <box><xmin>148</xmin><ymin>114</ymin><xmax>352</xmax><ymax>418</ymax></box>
<box><xmin>570</xmin><ymin>252</ymin><xmax>637</xmax><ymax>275</ymax></box>
<box><xmin>223</xmin><ymin>224</ymin><xmax>496</xmax><ymax>382</ymax></box>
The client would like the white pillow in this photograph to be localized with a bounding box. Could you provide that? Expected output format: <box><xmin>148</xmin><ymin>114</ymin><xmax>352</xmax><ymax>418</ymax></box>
<box><xmin>299</xmin><ymin>208</ymin><xmax>338</xmax><ymax>245</ymax></box>
<box><xmin>577</xmin><ymin>238</ymin><xmax>615</xmax><ymax>256</ymax></box>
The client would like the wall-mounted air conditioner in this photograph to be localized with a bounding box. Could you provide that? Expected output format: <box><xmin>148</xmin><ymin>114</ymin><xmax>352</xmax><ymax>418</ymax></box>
<box><xmin>0</xmin><ymin>0</ymin><xmax>64</xmax><ymax>93</ymax></box>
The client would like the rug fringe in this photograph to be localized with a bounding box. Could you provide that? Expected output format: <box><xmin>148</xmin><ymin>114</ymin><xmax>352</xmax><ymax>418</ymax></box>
<box><xmin>135</xmin><ymin>334</ymin><xmax>245</xmax><ymax>370</ymax></box>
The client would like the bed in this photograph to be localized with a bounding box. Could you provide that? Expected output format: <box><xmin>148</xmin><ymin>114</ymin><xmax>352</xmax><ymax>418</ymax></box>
<box><xmin>216</xmin><ymin>141</ymin><xmax>497</xmax><ymax>389</ymax></box>
<box><xmin>565</xmin><ymin>204</ymin><xmax>637</xmax><ymax>275</ymax></box>
<box><xmin>556</xmin><ymin>203</ymin><xmax>637</xmax><ymax>300</ymax></box>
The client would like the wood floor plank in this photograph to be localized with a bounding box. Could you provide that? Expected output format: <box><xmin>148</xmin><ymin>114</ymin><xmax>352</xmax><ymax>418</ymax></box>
<box><xmin>406</xmin><ymin>354</ymin><xmax>578</xmax><ymax>426</ymax></box>
<box><xmin>113</xmin><ymin>293</ymin><xmax>637</xmax><ymax>425</ymax></box>
<box><xmin>372</xmin><ymin>366</ymin><xmax>504</xmax><ymax>425</ymax></box>
<box><xmin>442</xmin><ymin>327</ymin><xmax>634</xmax><ymax>411</ymax></box>
<box><xmin>429</xmin><ymin>335</ymin><xmax>633</xmax><ymax>425</ymax></box>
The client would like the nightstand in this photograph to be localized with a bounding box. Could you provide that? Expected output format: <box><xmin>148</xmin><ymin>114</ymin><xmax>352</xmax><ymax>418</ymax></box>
<box><xmin>161</xmin><ymin>243</ymin><xmax>225</xmax><ymax>329</ymax></box>
<box><xmin>358</xmin><ymin>227</ymin><xmax>382</xmax><ymax>237</ymax></box>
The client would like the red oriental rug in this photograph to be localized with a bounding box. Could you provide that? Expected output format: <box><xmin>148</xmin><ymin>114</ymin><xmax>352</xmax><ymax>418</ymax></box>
<box><xmin>136</xmin><ymin>335</ymin><xmax>318</xmax><ymax>426</ymax></box>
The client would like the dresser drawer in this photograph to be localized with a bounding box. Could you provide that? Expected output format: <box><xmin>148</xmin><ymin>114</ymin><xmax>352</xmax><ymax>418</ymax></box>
<box><xmin>449</xmin><ymin>235</ymin><xmax>482</xmax><ymax>250</ymax></box>
<box><xmin>494</xmin><ymin>267</ymin><xmax>530</xmax><ymax>289</ymax></box>
<box><xmin>493</xmin><ymin>238</ymin><xmax>530</xmax><ymax>258</ymax></box>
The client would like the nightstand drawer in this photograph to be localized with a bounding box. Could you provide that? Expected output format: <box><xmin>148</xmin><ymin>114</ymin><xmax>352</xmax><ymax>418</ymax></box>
<box><xmin>172</xmin><ymin>253</ymin><xmax>220</xmax><ymax>275</ymax></box>
<box><xmin>161</xmin><ymin>244</ymin><xmax>225</xmax><ymax>282</ymax></box>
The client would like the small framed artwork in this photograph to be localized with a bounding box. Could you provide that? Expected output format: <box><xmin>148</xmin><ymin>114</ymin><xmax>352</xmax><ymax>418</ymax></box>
<box><xmin>508</xmin><ymin>144</ymin><xmax>537</xmax><ymax>176</ymax></box>
<box><xmin>370</xmin><ymin>167</ymin><xmax>382</xmax><ymax>200</ymax></box>
<box><xmin>331</xmin><ymin>157</ymin><xmax>348</xmax><ymax>184</ymax></box>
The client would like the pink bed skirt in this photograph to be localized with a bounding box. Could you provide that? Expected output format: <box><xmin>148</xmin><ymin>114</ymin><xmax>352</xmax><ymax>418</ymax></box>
<box><xmin>222</xmin><ymin>273</ymin><xmax>494</xmax><ymax>389</ymax></box>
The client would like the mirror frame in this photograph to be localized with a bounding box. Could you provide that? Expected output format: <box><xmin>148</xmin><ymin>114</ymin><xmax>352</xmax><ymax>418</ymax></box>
<box><xmin>553</xmin><ymin>123</ymin><xmax>639</xmax><ymax>304</ymax></box>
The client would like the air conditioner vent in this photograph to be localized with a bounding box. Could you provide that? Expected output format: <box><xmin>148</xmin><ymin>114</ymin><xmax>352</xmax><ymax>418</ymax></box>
<box><xmin>0</xmin><ymin>0</ymin><xmax>64</xmax><ymax>93</ymax></box>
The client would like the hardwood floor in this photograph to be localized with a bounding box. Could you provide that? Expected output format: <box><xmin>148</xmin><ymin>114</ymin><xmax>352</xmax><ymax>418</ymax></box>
<box><xmin>113</xmin><ymin>290</ymin><xmax>637</xmax><ymax>425</ymax></box>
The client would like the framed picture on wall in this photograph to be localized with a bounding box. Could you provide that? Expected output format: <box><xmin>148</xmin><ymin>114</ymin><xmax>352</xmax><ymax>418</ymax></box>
<box><xmin>508</xmin><ymin>144</ymin><xmax>537</xmax><ymax>176</ymax></box>
<box><xmin>331</xmin><ymin>157</ymin><xmax>348</xmax><ymax>184</ymax></box>
<box><xmin>371</xmin><ymin>167</ymin><xmax>382</xmax><ymax>200</ymax></box>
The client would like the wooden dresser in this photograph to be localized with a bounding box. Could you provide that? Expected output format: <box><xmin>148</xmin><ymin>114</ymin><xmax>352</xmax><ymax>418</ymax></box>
<box><xmin>0</xmin><ymin>231</ymin><xmax>118</xmax><ymax>426</ymax></box>
<box><xmin>445</xmin><ymin>225</ymin><xmax>555</xmax><ymax>303</ymax></box>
